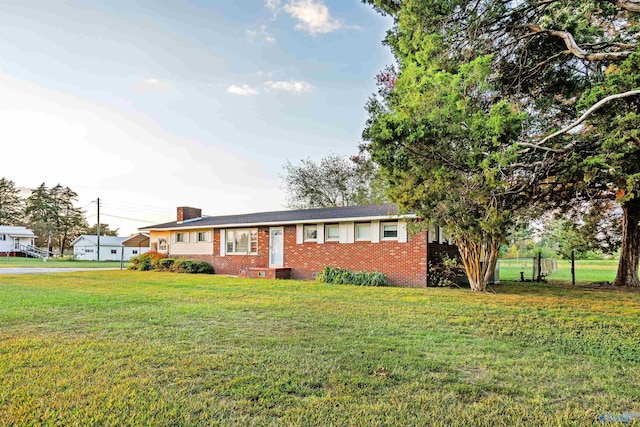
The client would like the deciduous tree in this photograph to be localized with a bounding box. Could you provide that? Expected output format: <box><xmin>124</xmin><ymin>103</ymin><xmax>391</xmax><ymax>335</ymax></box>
<box><xmin>281</xmin><ymin>154</ymin><xmax>387</xmax><ymax>209</ymax></box>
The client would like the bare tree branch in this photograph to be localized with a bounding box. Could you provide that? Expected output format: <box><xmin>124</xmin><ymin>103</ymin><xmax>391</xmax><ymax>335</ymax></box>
<box><xmin>610</xmin><ymin>0</ymin><xmax>640</xmax><ymax>12</ymax></box>
<box><xmin>521</xmin><ymin>89</ymin><xmax>640</xmax><ymax>151</ymax></box>
<box><xmin>527</xmin><ymin>24</ymin><xmax>635</xmax><ymax>61</ymax></box>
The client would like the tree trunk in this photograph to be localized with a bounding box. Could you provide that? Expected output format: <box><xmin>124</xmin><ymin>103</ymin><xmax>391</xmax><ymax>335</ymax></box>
<box><xmin>457</xmin><ymin>237</ymin><xmax>501</xmax><ymax>292</ymax></box>
<box><xmin>613</xmin><ymin>197</ymin><xmax>640</xmax><ymax>287</ymax></box>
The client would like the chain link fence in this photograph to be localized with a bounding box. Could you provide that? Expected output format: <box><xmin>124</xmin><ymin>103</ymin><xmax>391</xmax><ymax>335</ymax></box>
<box><xmin>498</xmin><ymin>256</ymin><xmax>558</xmax><ymax>282</ymax></box>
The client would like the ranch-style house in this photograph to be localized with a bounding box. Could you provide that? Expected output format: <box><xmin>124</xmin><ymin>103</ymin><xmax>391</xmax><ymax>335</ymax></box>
<box><xmin>140</xmin><ymin>204</ymin><xmax>459</xmax><ymax>286</ymax></box>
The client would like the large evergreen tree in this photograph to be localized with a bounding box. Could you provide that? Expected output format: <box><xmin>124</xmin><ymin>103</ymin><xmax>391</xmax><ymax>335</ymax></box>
<box><xmin>26</xmin><ymin>183</ymin><xmax>88</xmax><ymax>255</ymax></box>
<box><xmin>364</xmin><ymin>0</ymin><xmax>640</xmax><ymax>287</ymax></box>
<box><xmin>0</xmin><ymin>178</ymin><xmax>24</xmax><ymax>226</ymax></box>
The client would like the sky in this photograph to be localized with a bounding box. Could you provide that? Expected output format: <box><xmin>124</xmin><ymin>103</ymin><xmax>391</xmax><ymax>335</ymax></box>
<box><xmin>0</xmin><ymin>0</ymin><xmax>394</xmax><ymax>235</ymax></box>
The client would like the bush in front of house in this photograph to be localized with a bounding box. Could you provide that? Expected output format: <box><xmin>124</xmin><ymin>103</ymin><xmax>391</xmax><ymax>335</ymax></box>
<box><xmin>316</xmin><ymin>266</ymin><xmax>389</xmax><ymax>287</ymax></box>
<box><xmin>129</xmin><ymin>251</ymin><xmax>167</xmax><ymax>271</ymax></box>
<box><xmin>129</xmin><ymin>254</ymin><xmax>214</xmax><ymax>274</ymax></box>
<box><xmin>172</xmin><ymin>259</ymin><xmax>215</xmax><ymax>274</ymax></box>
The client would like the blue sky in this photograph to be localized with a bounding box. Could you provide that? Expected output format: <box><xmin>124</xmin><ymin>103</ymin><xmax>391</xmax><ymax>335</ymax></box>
<box><xmin>1</xmin><ymin>0</ymin><xmax>393</xmax><ymax>234</ymax></box>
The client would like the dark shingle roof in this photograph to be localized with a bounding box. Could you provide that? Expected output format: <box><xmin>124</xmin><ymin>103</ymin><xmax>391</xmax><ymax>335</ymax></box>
<box><xmin>140</xmin><ymin>204</ymin><xmax>403</xmax><ymax>230</ymax></box>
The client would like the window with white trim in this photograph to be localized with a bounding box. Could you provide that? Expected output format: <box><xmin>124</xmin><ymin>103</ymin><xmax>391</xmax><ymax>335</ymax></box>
<box><xmin>303</xmin><ymin>225</ymin><xmax>317</xmax><ymax>241</ymax></box>
<box><xmin>111</xmin><ymin>249</ymin><xmax>117</xmax><ymax>254</ymax></box>
<box><xmin>197</xmin><ymin>231</ymin><xmax>207</xmax><ymax>242</ymax></box>
<box><xmin>325</xmin><ymin>224</ymin><xmax>339</xmax><ymax>241</ymax></box>
<box><xmin>355</xmin><ymin>223</ymin><xmax>371</xmax><ymax>241</ymax></box>
<box><xmin>132</xmin><ymin>250</ymin><xmax>138</xmax><ymax>254</ymax></box>
<box><xmin>0</xmin><ymin>235</ymin><xmax>5</xmax><ymax>241</ymax></box>
<box><xmin>226</xmin><ymin>229</ymin><xmax>258</xmax><ymax>254</ymax></box>
<box><xmin>176</xmin><ymin>232</ymin><xmax>185</xmax><ymax>243</ymax></box>
<box><xmin>158</xmin><ymin>238</ymin><xmax>167</xmax><ymax>251</ymax></box>
<box><xmin>381</xmin><ymin>222</ymin><xmax>398</xmax><ymax>240</ymax></box>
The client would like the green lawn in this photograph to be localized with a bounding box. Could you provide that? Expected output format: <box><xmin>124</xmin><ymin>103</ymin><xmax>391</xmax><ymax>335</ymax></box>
<box><xmin>0</xmin><ymin>256</ymin><xmax>128</xmax><ymax>268</ymax></box>
<box><xmin>499</xmin><ymin>259</ymin><xmax>622</xmax><ymax>283</ymax></box>
<box><xmin>1</xmin><ymin>272</ymin><xmax>639</xmax><ymax>426</ymax></box>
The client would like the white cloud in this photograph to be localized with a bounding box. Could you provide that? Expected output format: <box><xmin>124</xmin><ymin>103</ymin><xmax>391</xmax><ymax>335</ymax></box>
<box><xmin>227</xmin><ymin>84</ymin><xmax>259</xmax><ymax>96</ymax></box>
<box><xmin>253</xmin><ymin>70</ymin><xmax>275</xmax><ymax>79</ymax></box>
<box><xmin>246</xmin><ymin>25</ymin><xmax>276</xmax><ymax>45</ymax></box>
<box><xmin>283</xmin><ymin>0</ymin><xmax>344</xmax><ymax>36</ymax></box>
<box><xmin>265</xmin><ymin>0</ymin><xmax>282</xmax><ymax>17</ymax></box>
<box><xmin>0</xmin><ymin>73</ymin><xmax>285</xmax><ymax>235</ymax></box>
<box><xmin>264</xmin><ymin>80</ymin><xmax>313</xmax><ymax>94</ymax></box>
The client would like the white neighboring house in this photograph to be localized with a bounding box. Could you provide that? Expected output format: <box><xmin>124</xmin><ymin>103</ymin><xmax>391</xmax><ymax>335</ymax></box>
<box><xmin>0</xmin><ymin>226</ymin><xmax>36</xmax><ymax>255</ymax></box>
<box><xmin>72</xmin><ymin>235</ymin><xmax>149</xmax><ymax>261</ymax></box>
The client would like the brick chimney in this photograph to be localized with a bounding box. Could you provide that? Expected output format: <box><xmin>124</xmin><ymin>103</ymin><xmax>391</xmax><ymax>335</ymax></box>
<box><xmin>177</xmin><ymin>206</ymin><xmax>202</xmax><ymax>222</ymax></box>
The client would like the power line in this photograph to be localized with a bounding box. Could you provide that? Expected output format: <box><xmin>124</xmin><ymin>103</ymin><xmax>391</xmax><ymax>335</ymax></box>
<box><xmin>101</xmin><ymin>212</ymin><xmax>169</xmax><ymax>224</ymax></box>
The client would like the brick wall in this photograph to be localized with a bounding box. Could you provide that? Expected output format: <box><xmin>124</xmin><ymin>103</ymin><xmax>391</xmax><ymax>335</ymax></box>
<box><xmin>211</xmin><ymin>227</ymin><xmax>270</xmax><ymax>275</ymax></box>
<box><xmin>282</xmin><ymin>225</ymin><xmax>428</xmax><ymax>287</ymax></box>
<box><xmin>168</xmin><ymin>225</ymin><xmax>441</xmax><ymax>287</ymax></box>
<box><xmin>177</xmin><ymin>207</ymin><xmax>202</xmax><ymax>222</ymax></box>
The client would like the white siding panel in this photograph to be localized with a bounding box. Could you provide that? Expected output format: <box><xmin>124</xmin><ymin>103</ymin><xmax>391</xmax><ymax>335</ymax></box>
<box><xmin>371</xmin><ymin>220</ymin><xmax>380</xmax><ymax>243</ymax></box>
<box><xmin>296</xmin><ymin>224</ymin><xmax>303</xmax><ymax>244</ymax></box>
<box><xmin>345</xmin><ymin>222</ymin><xmax>355</xmax><ymax>243</ymax></box>
<box><xmin>439</xmin><ymin>227</ymin><xmax>447</xmax><ymax>244</ymax></box>
<box><xmin>220</xmin><ymin>229</ymin><xmax>226</xmax><ymax>256</ymax></box>
<box><xmin>338</xmin><ymin>223</ymin><xmax>348</xmax><ymax>243</ymax></box>
<box><xmin>398</xmin><ymin>221</ymin><xmax>408</xmax><ymax>243</ymax></box>
<box><xmin>317</xmin><ymin>223</ymin><xmax>325</xmax><ymax>244</ymax></box>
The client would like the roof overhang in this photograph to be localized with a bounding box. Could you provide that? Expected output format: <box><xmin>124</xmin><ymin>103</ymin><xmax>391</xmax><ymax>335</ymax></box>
<box><xmin>142</xmin><ymin>214</ymin><xmax>417</xmax><ymax>232</ymax></box>
<box><xmin>122</xmin><ymin>233</ymin><xmax>150</xmax><ymax>247</ymax></box>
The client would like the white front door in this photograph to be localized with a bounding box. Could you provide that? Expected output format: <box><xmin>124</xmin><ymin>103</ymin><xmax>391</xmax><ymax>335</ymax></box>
<box><xmin>269</xmin><ymin>227</ymin><xmax>284</xmax><ymax>267</ymax></box>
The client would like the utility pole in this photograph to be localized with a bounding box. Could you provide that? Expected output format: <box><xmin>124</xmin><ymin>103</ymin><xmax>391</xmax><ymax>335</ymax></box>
<box><xmin>97</xmin><ymin>198</ymin><xmax>101</xmax><ymax>262</ymax></box>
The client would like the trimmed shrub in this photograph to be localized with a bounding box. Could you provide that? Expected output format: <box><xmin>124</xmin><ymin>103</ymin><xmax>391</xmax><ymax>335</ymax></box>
<box><xmin>129</xmin><ymin>253</ymin><xmax>214</xmax><ymax>275</ymax></box>
<box><xmin>158</xmin><ymin>258</ymin><xmax>175</xmax><ymax>272</ymax></box>
<box><xmin>129</xmin><ymin>251</ymin><xmax>166</xmax><ymax>271</ymax></box>
<box><xmin>172</xmin><ymin>259</ymin><xmax>215</xmax><ymax>274</ymax></box>
<box><xmin>316</xmin><ymin>266</ymin><xmax>389</xmax><ymax>287</ymax></box>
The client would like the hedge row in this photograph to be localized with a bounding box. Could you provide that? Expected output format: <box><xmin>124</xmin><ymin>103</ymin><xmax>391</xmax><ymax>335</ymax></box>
<box><xmin>129</xmin><ymin>252</ymin><xmax>214</xmax><ymax>274</ymax></box>
<box><xmin>316</xmin><ymin>266</ymin><xmax>389</xmax><ymax>287</ymax></box>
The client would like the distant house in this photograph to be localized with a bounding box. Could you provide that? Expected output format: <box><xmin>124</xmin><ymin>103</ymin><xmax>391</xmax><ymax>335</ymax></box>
<box><xmin>0</xmin><ymin>226</ymin><xmax>37</xmax><ymax>256</ymax></box>
<box><xmin>139</xmin><ymin>205</ymin><xmax>460</xmax><ymax>286</ymax></box>
<box><xmin>72</xmin><ymin>235</ymin><xmax>149</xmax><ymax>261</ymax></box>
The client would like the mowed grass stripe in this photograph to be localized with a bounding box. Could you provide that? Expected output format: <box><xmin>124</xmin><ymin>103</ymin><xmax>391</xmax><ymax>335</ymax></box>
<box><xmin>1</xmin><ymin>271</ymin><xmax>639</xmax><ymax>426</ymax></box>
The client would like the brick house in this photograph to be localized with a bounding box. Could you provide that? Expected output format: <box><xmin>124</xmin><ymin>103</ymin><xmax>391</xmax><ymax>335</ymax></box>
<box><xmin>139</xmin><ymin>204</ymin><xmax>459</xmax><ymax>287</ymax></box>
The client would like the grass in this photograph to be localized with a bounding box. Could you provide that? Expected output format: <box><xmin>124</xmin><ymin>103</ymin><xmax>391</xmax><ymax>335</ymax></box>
<box><xmin>499</xmin><ymin>259</ymin><xmax>621</xmax><ymax>283</ymax></box>
<box><xmin>1</xmin><ymin>272</ymin><xmax>639</xmax><ymax>426</ymax></box>
<box><xmin>0</xmin><ymin>256</ymin><xmax>128</xmax><ymax>269</ymax></box>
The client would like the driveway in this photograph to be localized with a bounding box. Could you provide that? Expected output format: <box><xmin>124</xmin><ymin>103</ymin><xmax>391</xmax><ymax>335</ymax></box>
<box><xmin>0</xmin><ymin>268</ymin><xmax>122</xmax><ymax>274</ymax></box>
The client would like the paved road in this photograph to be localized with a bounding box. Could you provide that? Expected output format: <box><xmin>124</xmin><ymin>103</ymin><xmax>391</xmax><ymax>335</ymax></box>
<box><xmin>0</xmin><ymin>268</ymin><xmax>122</xmax><ymax>274</ymax></box>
